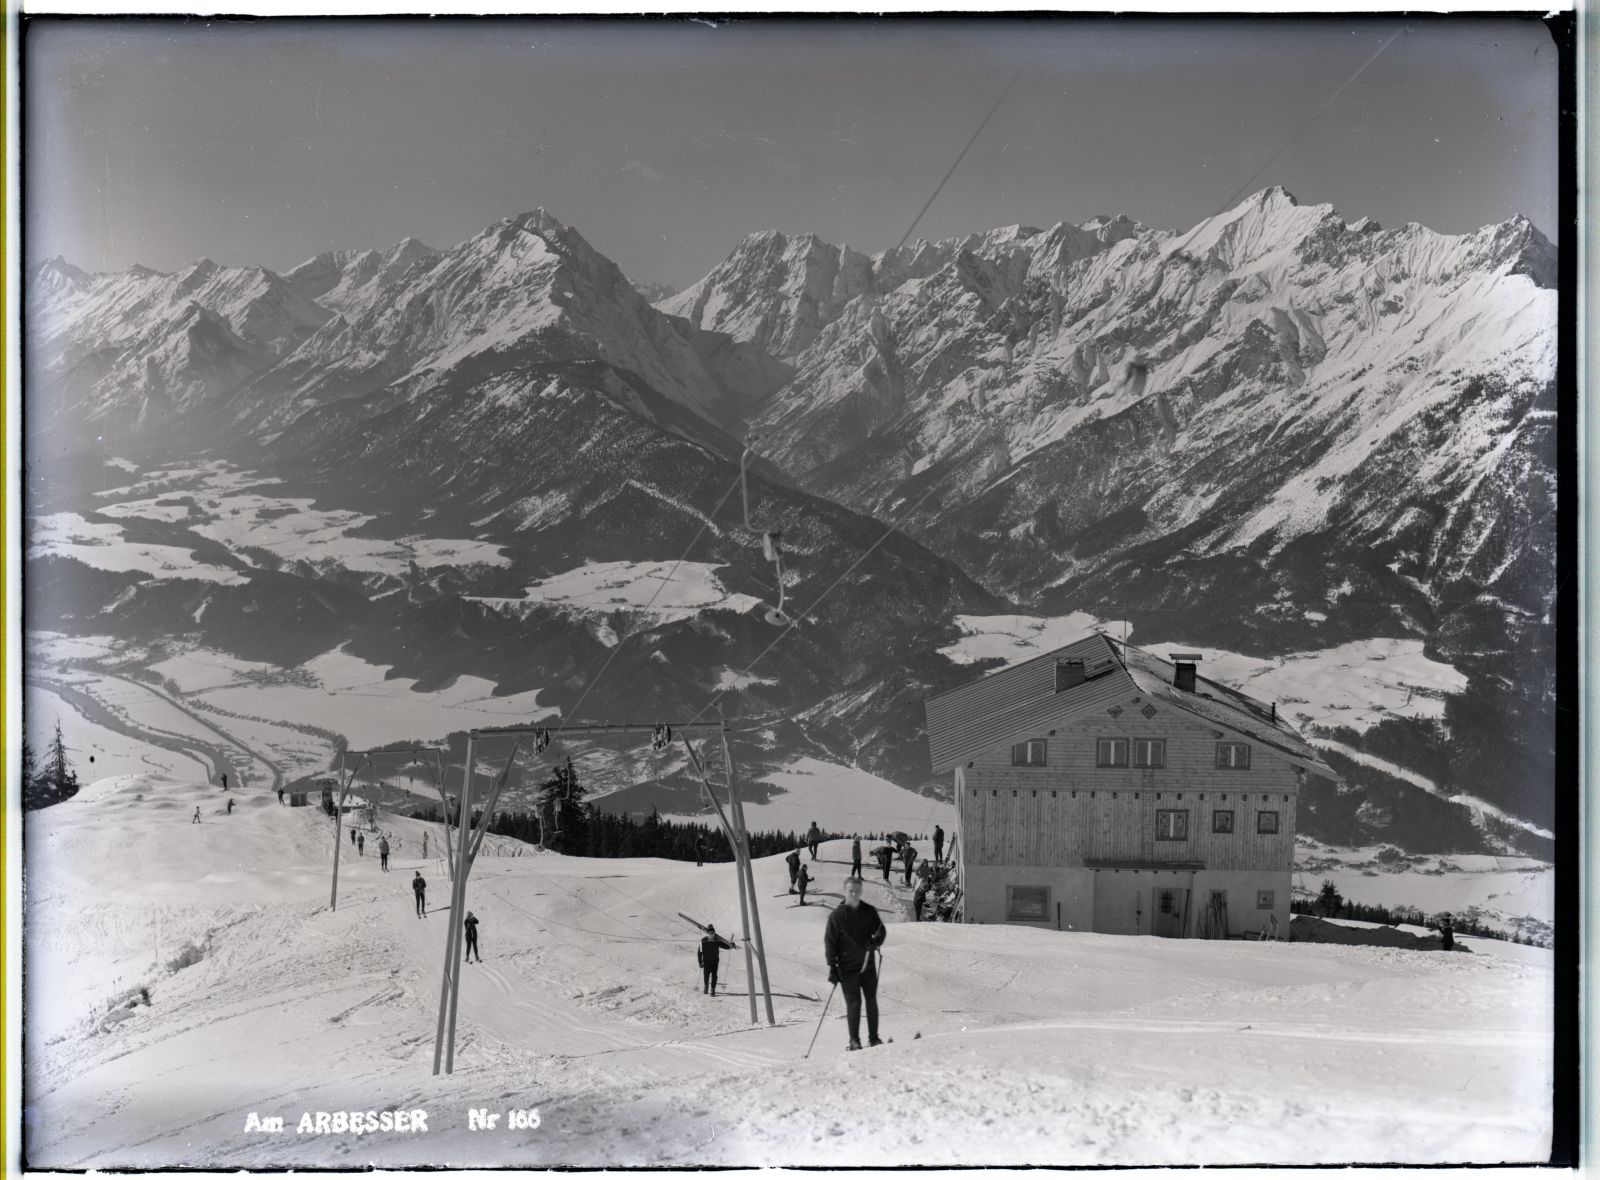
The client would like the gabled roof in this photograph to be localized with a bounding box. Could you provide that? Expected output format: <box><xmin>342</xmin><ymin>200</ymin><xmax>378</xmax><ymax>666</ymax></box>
<box><xmin>925</xmin><ymin>633</ymin><xmax>1337</xmax><ymax>779</ymax></box>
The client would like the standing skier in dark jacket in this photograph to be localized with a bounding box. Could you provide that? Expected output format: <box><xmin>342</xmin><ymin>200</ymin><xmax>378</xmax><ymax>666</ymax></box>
<box><xmin>806</xmin><ymin>821</ymin><xmax>822</xmax><ymax>860</ymax></box>
<box><xmin>851</xmin><ymin>837</ymin><xmax>862</xmax><ymax>879</ymax></box>
<box><xmin>698</xmin><ymin>924</ymin><xmax>733</xmax><ymax>994</ymax></box>
<box><xmin>796</xmin><ymin>863</ymin><xmax>812</xmax><ymax>905</ymax></box>
<box><xmin>463</xmin><ymin>911</ymin><xmax>481</xmax><ymax>962</ymax></box>
<box><xmin>412</xmin><ymin>871</ymin><xmax>427</xmax><ymax>917</ymax></box>
<box><xmin>876</xmin><ymin>845</ymin><xmax>894</xmax><ymax>882</ymax></box>
<box><xmin>933</xmin><ymin>824</ymin><xmax>945</xmax><ymax>864</ymax></box>
<box><xmin>901</xmin><ymin>843</ymin><xmax>918</xmax><ymax>886</ymax></box>
<box><xmin>824</xmin><ymin>876</ymin><xmax>887</xmax><ymax>1050</ymax></box>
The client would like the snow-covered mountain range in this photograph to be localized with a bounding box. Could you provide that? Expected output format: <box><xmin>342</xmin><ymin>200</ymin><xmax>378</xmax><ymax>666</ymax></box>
<box><xmin>25</xmin><ymin>189</ymin><xmax>1559</xmax><ymax>857</ymax></box>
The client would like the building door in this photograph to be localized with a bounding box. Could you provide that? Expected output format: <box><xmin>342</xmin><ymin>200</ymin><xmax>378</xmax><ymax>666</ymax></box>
<box><xmin>1152</xmin><ymin>887</ymin><xmax>1189</xmax><ymax>938</ymax></box>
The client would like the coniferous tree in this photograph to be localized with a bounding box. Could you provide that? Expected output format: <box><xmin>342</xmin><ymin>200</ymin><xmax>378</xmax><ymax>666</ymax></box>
<box><xmin>22</xmin><ymin>736</ymin><xmax>36</xmax><ymax>799</ymax></box>
<box><xmin>26</xmin><ymin>720</ymin><xmax>80</xmax><ymax>810</ymax></box>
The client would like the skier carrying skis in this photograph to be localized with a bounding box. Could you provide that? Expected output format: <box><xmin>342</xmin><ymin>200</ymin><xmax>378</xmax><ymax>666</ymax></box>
<box><xmin>851</xmin><ymin>837</ymin><xmax>862</xmax><ymax>879</ymax></box>
<box><xmin>698</xmin><ymin>924</ymin><xmax>733</xmax><ymax>994</ymax></box>
<box><xmin>464</xmin><ymin>912</ymin><xmax>481</xmax><ymax>962</ymax></box>
<box><xmin>901</xmin><ymin>843</ymin><xmax>918</xmax><ymax>886</ymax></box>
<box><xmin>786</xmin><ymin>847</ymin><xmax>802</xmax><ymax>894</ymax></box>
<box><xmin>806</xmin><ymin>821</ymin><xmax>822</xmax><ymax>860</ymax></box>
<box><xmin>379</xmin><ymin>836</ymin><xmax>390</xmax><ymax>871</ymax></box>
<box><xmin>824</xmin><ymin>876</ymin><xmax>887</xmax><ymax>1051</ymax></box>
<box><xmin>933</xmin><ymin>824</ymin><xmax>945</xmax><ymax>864</ymax></box>
<box><xmin>797</xmin><ymin>863</ymin><xmax>812</xmax><ymax>906</ymax></box>
<box><xmin>412</xmin><ymin>871</ymin><xmax>427</xmax><ymax>917</ymax></box>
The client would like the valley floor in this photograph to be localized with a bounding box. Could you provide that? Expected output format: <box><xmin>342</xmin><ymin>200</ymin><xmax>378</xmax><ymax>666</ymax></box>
<box><xmin>23</xmin><ymin>774</ymin><xmax>1553</xmax><ymax>1169</ymax></box>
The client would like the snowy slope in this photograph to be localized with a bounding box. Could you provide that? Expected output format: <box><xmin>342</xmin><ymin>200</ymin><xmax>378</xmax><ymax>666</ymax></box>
<box><xmin>23</xmin><ymin>770</ymin><xmax>1552</xmax><ymax>1168</ymax></box>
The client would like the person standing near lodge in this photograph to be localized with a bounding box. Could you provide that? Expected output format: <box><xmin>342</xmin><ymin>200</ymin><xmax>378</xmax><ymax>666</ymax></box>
<box><xmin>851</xmin><ymin>837</ymin><xmax>862</xmax><ymax>879</ymax></box>
<box><xmin>786</xmin><ymin>847</ymin><xmax>802</xmax><ymax>894</ymax></box>
<box><xmin>412</xmin><ymin>871</ymin><xmax>427</xmax><ymax>917</ymax></box>
<box><xmin>806</xmin><ymin>821</ymin><xmax>822</xmax><ymax>861</ymax></box>
<box><xmin>824</xmin><ymin>876</ymin><xmax>887</xmax><ymax>1051</ymax></box>
<box><xmin>698</xmin><ymin>924</ymin><xmax>733</xmax><ymax>995</ymax></box>
<box><xmin>933</xmin><ymin>824</ymin><xmax>945</xmax><ymax>864</ymax></box>
<box><xmin>901</xmin><ymin>842</ymin><xmax>918</xmax><ymax>886</ymax></box>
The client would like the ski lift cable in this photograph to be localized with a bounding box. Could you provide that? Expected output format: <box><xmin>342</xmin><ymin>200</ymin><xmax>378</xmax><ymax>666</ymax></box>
<box><xmin>1166</xmin><ymin>28</ymin><xmax>1404</xmax><ymax>261</ymax></box>
<box><xmin>682</xmin><ymin>476</ymin><xmax>946</xmax><ymax>731</ymax></box>
<box><xmin>538</xmin><ymin>469</ymin><xmax>744</xmax><ymax>747</ymax></box>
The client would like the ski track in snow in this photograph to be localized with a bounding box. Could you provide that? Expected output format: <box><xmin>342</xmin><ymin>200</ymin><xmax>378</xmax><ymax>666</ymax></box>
<box><xmin>23</xmin><ymin>773</ymin><xmax>1553</xmax><ymax>1168</ymax></box>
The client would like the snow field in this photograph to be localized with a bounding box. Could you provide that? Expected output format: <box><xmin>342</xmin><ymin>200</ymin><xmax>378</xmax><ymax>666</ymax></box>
<box><xmin>28</xmin><ymin>511</ymin><xmax>247</xmax><ymax>585</ymax></box>
<box><xmin>25</xmin><ymin>686</ymin><xmax>203</xmax><ymax>782</ymax></box>
<box><xmin>23</xmin><ymin>780</ymin><xmax>1552</xmax><ymax>1168</ymax></box>
<box><xmin>665</xmin><ymin>758</ymin><xmax>953</xmax><ymax>837</ymax></box>
<box><xmin>469</xmin><ymin>560</ymin><xmax>762</xmax><ymax>622</ymax></box>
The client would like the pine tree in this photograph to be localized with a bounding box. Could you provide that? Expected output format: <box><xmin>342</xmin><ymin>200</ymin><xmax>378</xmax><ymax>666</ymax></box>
<box><xmin>26</xmin><ymin>720</ymin><xmax>80</xmax><ymax>810</ymax></box>
<box><xmin>22</xmin><ymin>736</ymin><xmax>36</xmax><ymax>798</ymax></box>
<box><xmin>1316</xmin><ymin>879</ymin><xmax>1344</xmax><ymax>918</ymax></box>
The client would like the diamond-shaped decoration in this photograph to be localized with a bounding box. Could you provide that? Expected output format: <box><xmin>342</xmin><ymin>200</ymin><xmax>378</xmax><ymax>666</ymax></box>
<box><xmin>1107</xmin><ymin>705</ymin><xmax>1123</xmax><ymax>718</ymax></box>
<box><xmin>1141</xmin><ymin>704</ymin><xmax>1158</xmax><ymax>719</ymax></box>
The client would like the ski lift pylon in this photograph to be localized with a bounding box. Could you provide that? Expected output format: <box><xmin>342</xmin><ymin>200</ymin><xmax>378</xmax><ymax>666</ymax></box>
<box><xmin>740</xmin><ymin>439</ymin><xmax>792</xmax><ymax>627</ymax></box>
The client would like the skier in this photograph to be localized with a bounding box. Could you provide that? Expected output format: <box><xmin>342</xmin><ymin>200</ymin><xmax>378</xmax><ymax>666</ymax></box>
<box><xmin>901</xmin><ymin>843</ymin><xmax>918</xmax><ymax>886</ymax></box>
<box><xmin>351</xmin><ymin>828</ymin><xmax>358</xmax><ymax>847</ymax></box>
<box><xmin>698</xmin><ymin>924</ymin><xmax>732</xmax><ymax>995</ymax></box>
<box><xmin>413</xmin><ymin>871</ymin><xmax>427</xmax><ymax>918</ymax></box>
<box><xmin>1440</xmin><ymin>914</ymin><xmax>1455</xmax><ymax>951</ymax></box>
<box><xmin>357</xmin><ymin>832</ymin><xmax>365</xmax><ymax>857</ymax></box>
<box><xmin>786</xmin><ymin>847</ymin><xmax>802</xmax><ymax>894</ymax></box>
<box><xmin>192</xmin><ymin>806</ymin><xmax>201</xmax><ymax>824</ymax></box>
<box><xmin>851</xmin><ymin>837</ymin><xmax>862</xmax><ymax>879</ymax></box>
<box><xmin>797</xmin><ymin>863</ymin><xmax>812</xmax><ymax>906</ymax></box>
<box><xmin>913</xmin><ymin>881</ymin><xmax>928</xmax><ymax>922</ymax></box>
<box><xmin>695</xmin><ymin>834</ymin><xmax>706</xmax><ymax>868</ymax></box>
<box><xmin>875</xmin><ymin>845</ymin><xmax>894</xmax><ymax>883</ymax></box>
<box><xmin>277</xmin><ymin>787</ymin><xmax>285</xmax><ymax>806</ymax></box>
<box><xmin>220</xmin><ymin>772</ymin><xmax>228</xmax><ymax>791</ymax></box>
<box><xmin>933</xmin><ymin>824</ymin><xmax>945</xmax><ymax>864</ymax></box>
<box><xmin>379</xmin><ymin>836</ymin><xmax>390</xmax><ymax>872</ymax></box>
<box><xmin>463</xmin><ymin>911</ymin><xmax>481</xmax><ymax>962</ymax></box>
<box><xmin>226</xmin><ymin>797</ymin><xmax>235</xmax><ymax>815</ymax></box>
<box><xmin>806</xmin><ymin>821</ymin><xmax>822</xmax><ymax>860</ymax></box>
<box><xmin>824</xmin><ymin>875</ymin><xmax>887</xmax><ymax>1051</ymax></box>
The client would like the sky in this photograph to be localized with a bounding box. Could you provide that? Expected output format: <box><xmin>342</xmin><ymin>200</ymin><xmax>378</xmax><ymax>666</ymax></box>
<box><xmin>25</xmin><ymin>16</ymin><xmax>1561</xmax><ymax>289</ymax></box>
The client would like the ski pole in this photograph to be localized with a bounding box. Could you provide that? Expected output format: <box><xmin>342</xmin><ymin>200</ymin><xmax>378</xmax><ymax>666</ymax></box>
<box><xmin>804</xmin><ymin>983</ymin><xmax>838</xmax><ymax>1060</ymax></box>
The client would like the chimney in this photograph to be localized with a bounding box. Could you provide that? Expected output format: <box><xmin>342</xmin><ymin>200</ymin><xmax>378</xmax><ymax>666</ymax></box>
<box><xmin>1169</xmin><ymin>652</ymin><xmax>1202</xmax><ymax>693</ymax></box>
<box><xmin>1055</xmin><ymin>659</ymin><xmax>1085</xmax><ymax>692</ymax></box>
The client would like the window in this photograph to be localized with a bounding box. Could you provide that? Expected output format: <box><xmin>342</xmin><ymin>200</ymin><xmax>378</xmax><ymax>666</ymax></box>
<box><xmin>1156</xmin><ymin>809</ymin><xmax>1189</xmax><ymax>840</ymax></box>
<box><xmin>1257</xmin><ymin>810</ymin><xmax>1280</xmax><ymax>834</ymax></box>
<box><xmin>1011</xmin><ymin>739</ymin><xmax>1047</xmax><ymax>766</ymax></box>
<box><xmin>1257</xmin><ymin>890</ymin><xmax>1275</xmax><ymax>910</ymax></box>
<box><xmin>1007</xmin><ymin>885</ymin><xmax>1050</xmax><ymax>922</ymax></box>
<box><xmin>1132</xmin><ymin>738</ymin><xmax>1166</xmax><ymax>768</ymax></box>
<box><xmin>1217</xmin><ymin>742</ymin><xmax>1251</xmax><ymax>769</ymax></box>
<box><xmin>1212</xmin><ymin>809</ymin><xmax>1235</xmax><ymax>834</ymax></box>
<box><xmin>1096</xmin><ymin>737</ymin><xmax>1128</xmax><ymax>767</ymax></box>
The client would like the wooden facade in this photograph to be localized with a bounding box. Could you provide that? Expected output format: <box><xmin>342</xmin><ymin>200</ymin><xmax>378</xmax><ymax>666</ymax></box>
<box><xmin>928</xmin><ymin>636</ymin><xmax>1333</xmax><ymax>938</ymax></box>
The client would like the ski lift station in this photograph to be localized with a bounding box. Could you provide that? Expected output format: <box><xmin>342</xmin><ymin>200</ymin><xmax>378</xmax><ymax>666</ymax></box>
<box><xmin>924</xmin><ymin>634</ymin><xmax>1338</xmax><ymax>939</ymax></box>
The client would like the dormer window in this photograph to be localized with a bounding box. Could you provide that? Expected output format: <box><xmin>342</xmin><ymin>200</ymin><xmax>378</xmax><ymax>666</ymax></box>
<box><xmin>1056</xmin><ymin>659</ymin><xmax>1085</xmax><ymax>692</ymax></box>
